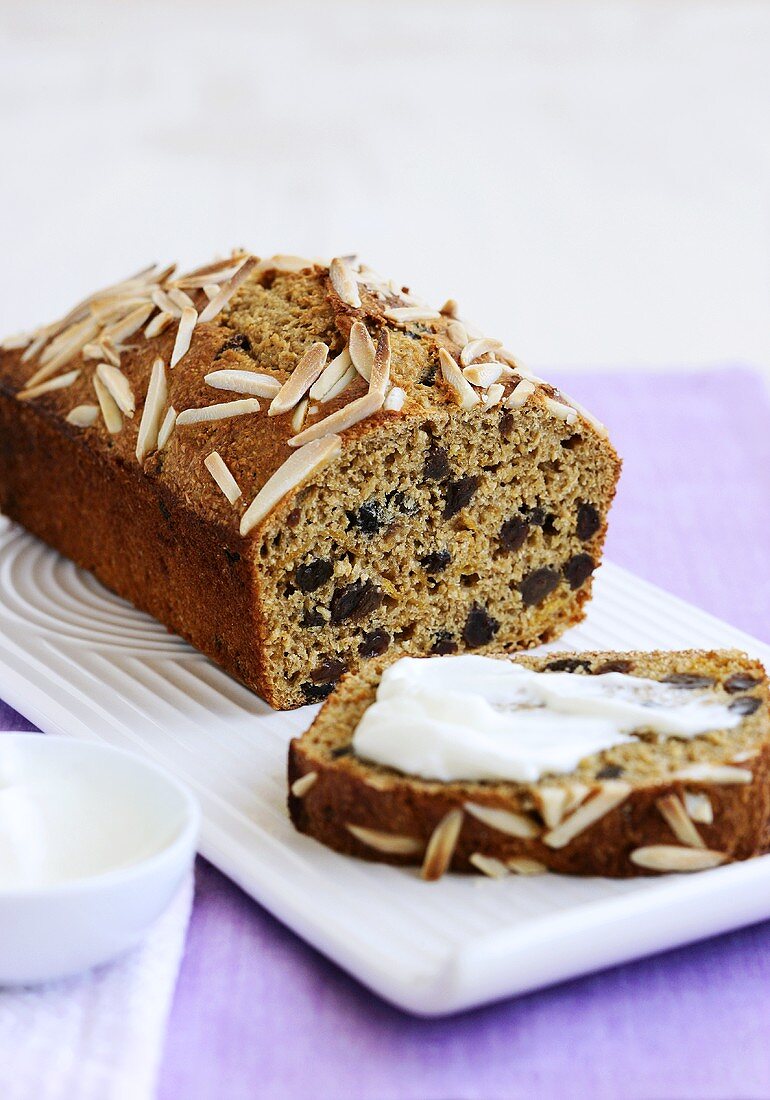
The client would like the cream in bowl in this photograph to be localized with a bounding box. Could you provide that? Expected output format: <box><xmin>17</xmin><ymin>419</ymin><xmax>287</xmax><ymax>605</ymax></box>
<box><xmin>0</xmin><ymin>734</ymin><xmax>199</xmax><ymax>984</ymax></box>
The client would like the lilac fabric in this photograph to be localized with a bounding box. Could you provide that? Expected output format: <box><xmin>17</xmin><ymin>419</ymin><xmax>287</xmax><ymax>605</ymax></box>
<box><xmin>3</xmin><ymin>367</ymin><xmax>769</xmax><ymax>1099</ymax></box>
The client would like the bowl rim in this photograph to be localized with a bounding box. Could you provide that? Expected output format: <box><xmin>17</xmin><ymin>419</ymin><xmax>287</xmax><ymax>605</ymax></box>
<box><xmin>0</xmin><ymin>733</ymin><xmax>200</xmax><ymax>899</ymax></box>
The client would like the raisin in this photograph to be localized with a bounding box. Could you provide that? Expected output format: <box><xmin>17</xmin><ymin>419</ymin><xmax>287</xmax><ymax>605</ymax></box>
<box><xmin>420</xmin><ymin>364</ymin><xmax>437</xmax><ymax>386</ymax></box>
<box><xmin>424</xmin><ymin>442</ymin><xmax>450</xmax><ymax>481</ymax></box>
<box><xmin>301</xmin><ymin>608</ymin><xmax>324</xmax><ymax>628</ymax></box>
<box><xmin>431</xmin><ymin>631</ymin><xmax>458</xmax><ymax>655</ymax></box>
<box><xmin>287</xmin><ymin>508</ymin><xmax>301</xmax><ymax>528</ymax></box>
<box><xmin>596</xmin><ymin>764</ymin><xmax>624</xmax><ymax>779</ymax></box>
<box><xmin>347</xmin><ymin>499</ymin><xmax>387</xmax><ymax>535</ymax></box>
<box><xmin>577</xmin><ymin>503</ymin><xmax>600</xmax><ymax>541</ymax></box>
<box><xmin>215</xmin><ymin>332</ymin><xmax>252</xmax><ymax>358</ymax></box>
<box><xmin>521</xmin><ymin>505</ymin><xmax>547</xmax><ymax>527</ymax></box>
<box><xmin>300</xmin><ymin>682</ymin><xmax>335</xmax><ymax>703</ymax></box>
<box><xmin>499</xmin><ymin>516</ymin><xmax>529</xmax><ymax>553</ymax></box>
<box><xmin>595</xmin><ymin>659</ymin><xmax>633</xmax><ymax>675</ymax></box>
<box><xmin>331</xmin><ymin>744</ymin><xmax>353</xmax><ymax>758</ymax></box>
<box><xmin>661</xmin><ymin>674</ymin><xmax>715</xmax><ymax>689</ymax></box>
<box><xmin>724</xmin><ymin>673</ymin><xmax>762</xmax><ymax>694</ymax></box>
<box><xmin>388</xmin><ymin>490</ymin><xmax>418</xmax><ymax>516</ymax></box>
<box><xmin>729</xmin><ymin>696</ymin><xmax>761</xmax><ymax>716</ymax></box>
<box><xmin>499</xmin><ymin>412</ymin><xmax>514</xmax><ymax>439</ymax></box>
<box><xmin>224</xmin><ymin>547</ymin><xmax>241</xmax><ymax>564</ymax></box>
<box><xmin>519</xmin><ymin>567</ymin><xmax>560</xmax><ymax>607</ymax></box>
<box><xmin>463</xmin><ymin>604</ymin><xmax>500</xmax><ymax>648</ymax></box>
<box><xmin>443</xmin><ymin>475</ymin><xmax>479</xmax><ymax>519</ymax></box>
<box><xmin>420</xmin><ymin>549</ymin><xmax>452</xmax><ymax>574</ymax></box>
<box><xmin>545</xmin><ymin>657</ymin><xmax>592</xmax><ymax>673</ymax></box>
<box><xmin>296</xmin><ymin>558</ymin><xmax>333</xmax><ymax>593</ymax></box>
<box><xmin>359</xmin><ymin>629</ymin><xmax>391</xmax><ymax>658</ymax></box>
<box><xmin>309</xmin><ymin>657</ymin><xmax>347</xmax><ymax>684</ymax></box>
<box><xmin>330</xmin><ymin>580</ymin><xmax>383</xmax><ymax>623</ymax></box>
<box><xmin>564</xmin><ymin>554</ymin><xmax>595</xmax><ymax>590</ymax></box>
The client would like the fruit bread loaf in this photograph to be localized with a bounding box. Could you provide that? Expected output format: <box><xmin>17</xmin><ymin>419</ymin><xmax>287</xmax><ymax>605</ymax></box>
<box><xmin>0</xmin><ymin>252</ymin><xmax>620</xmax><ymax>709</ymax></box>
<box><xmin>288</xmin><ymin>648</ymin><xmax>770</xmax><ymax>877</ymax></box>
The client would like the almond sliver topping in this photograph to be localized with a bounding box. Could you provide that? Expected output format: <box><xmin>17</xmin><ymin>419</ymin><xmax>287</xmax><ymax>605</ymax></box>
<box><xmin>508</xmin><ymin>857</ymin><xmax>548</xmax><ymax>876</ymax></box>
<box><xmin>383</xmin><ymin>386</ymin><xmax>406</xmax><ymax>412</ymax></box>
<box><xmin>483</xmin><ymin>383</ymin><xmax>505</xmax><ymax>407</ymax></box>
<box><xmin>369</xmin><ymin>330</ymin><xmax>391</xmax><ymax>397</ymax></box>
<box><xmin>198</xmin><ymin>256</ymin><xmax>258</xmax><ymax>324</ymax></box>
<box><xmin>346</xmin><ymin>824</ymin><xmax>422</xmax><ymax>856</ymax></box>
<box><xmin>145</xmin><ymin>311</ymin><xmax>174</xmax><ymax>339</ymax></box>
<box><xmin>291</xmin><ymin>772</ymin><xmax>318</xmax><ymax>799</ymax></box>
<box><xmin>384</xmin><ymin>306</ymin><xmax>441</xmax><ymax>323</ymax></box>
<box><xmin>204</xmin><ymin>451</ymin><xmax>242</xmax><ymax>504</ymax></box>
<box><xmin>152</xmin><ymin>288</ymin><xmax>183</xmax><ymax>318</ymax></box>
<box><xmin>438</xmin><ymin>348</ymin><xmax>480</xmax><ymax>410</ymax></box>
<box><xmin>656</xmin><ymin>794</ymin><xmax>705</xmax><ymax>849</ymax></box>
<box><xmin>18</xmin><ymin>368</ymin><xmax>81</xmax><ymax>401</ymax></box>
<box><xmin>470</xmin><ymin>853</ymin><xmax>510</xmax><ymax>879</ymax></box>
<box><xmin>684</xmin><ymin>791</ymin><xmax>713</xmax><ymax>824</ymax></box>
<box><xmin>465</xmin><ymin>802</ymin><xmax>539</xmax><ymax>838</ymax></box>
<box><xmin>309</xmin><ymin>348</ymin><xmax>353</xmax><ymax>401</ymax></box>
<box><xmin>93</xmin><ymin>374</ymin><xmax>123</xmax><ymax>434</ymax></box>
<box><xmin>101</xmin><ymin>302</ymin><xmax>155</xmax><ymax>345</ymax></box>
<box><xmin>240</xmin><ymin>434</ymin><xmax>342</xmax><ymax>536</ymax></box>
<box><xmin>322</xmin><ymin>364</ymin><xmax>357</xmax><ymax>403</ymax></box>
<box><xmin>421</xmin><ymin>808</ymin><xmax>464</xmax><ymax>881</ymax></box>
<box><xmin>349</xmin><ymin>322</ymin><xmax>376</xmax><ymax>382</ymax></box>
<box><xmin>176</xmin><ymin>398</ymin><xmax>260</xmax><ymax>426</ymax></box>
<box><xmin>96</xmin><ymin>362</ymin><xmax>135</xmax><ymax>417</ymax></box>
<box><xmin>544</xmin><ymin>396</ymin><xmax>578</xmax><ymax>425</ymax></box>
<box><xmin>446</xmin><ymin>320</ymin><xmax>469</xmax><ymax>346</ymax></box>
<box><xmin>288</xmin><ymin>390</ymin><xmax>383</xmax><ymax>448</ymax></box>
<box><xmin>135</xmin><ymin>358</ymin><xmax>167</xmax><ymax>462</ymax></box>
<box><xmin>157</xmin><ymin>406</ymin><xmax>177</xmax><ymax>450</ymax></box>
<box><xmin>460</xmin><ymin>337</ymin><xmax>502</xmax><ymax>366</ymax></box>
<box><xmin>543</xmin><ymin>782</ymin><xmax>631</xmax><ymax>849</ymax></box>
<box><xmin>463</xmin><ymin>363</ymin><xmax>503</xmax><ymax>388</ymax></box>
<box><xmin>505</xmin><ymin>379</ymin><xmax>536</xmax><ymax>409</ymax></box>
<box><xmin>66</xmin><ymin>403</ymin><xmax>99</xmax><ymax>427</ymax></box>
<box><xmin>329</xmin><ymin>257</ymin><xmax>362</xmax><ymax>309</ymax></box>
<box><xmin>205</xmin><ymin>369</ymin><xmax>281</xmax><ymax>398</ymax></box>
<box><xmin>170</xmin><ymin>306</ymin><xmax>198</xmax><ymax>368</ymax></box>
<box><xmin>672</xmin><ymin>764</ymin><xmax>752</xmax><ymax>785</ymax></box>
<box><xmin>269</xmin><ymin>342</ymin><xmax>329</xmax><ymax>416</ymax></box>
<box><xmin>630</xmin><ymin>846</ymin><xmax>727</xmax><ymax>873</ymax></box>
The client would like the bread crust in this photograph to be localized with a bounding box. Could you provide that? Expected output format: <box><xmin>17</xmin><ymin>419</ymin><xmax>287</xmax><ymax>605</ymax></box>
<box><xmin>288</xmin><ymin>649</ymin><xmax>770</xmax><ymax>876</ymax></box>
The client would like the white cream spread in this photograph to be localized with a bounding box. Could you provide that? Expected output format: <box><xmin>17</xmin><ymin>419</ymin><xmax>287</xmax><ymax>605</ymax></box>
<box><xmin>351</xmin><ymin>655</ymin><xmax>740</xmax><ymax>783</ymax></box>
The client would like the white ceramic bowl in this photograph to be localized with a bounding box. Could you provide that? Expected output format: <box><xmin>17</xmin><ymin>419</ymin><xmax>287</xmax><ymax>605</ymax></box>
<box><xmin>0</xmin><ymin>734</ymin><xmax>199</xmax><ymax>984</ymax></box>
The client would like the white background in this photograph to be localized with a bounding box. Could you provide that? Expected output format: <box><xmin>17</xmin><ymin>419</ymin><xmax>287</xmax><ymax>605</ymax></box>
<box><xmin>2</xmin><ymin>0</ymin><xmax>770</xmax><ymax>374</ymax></box>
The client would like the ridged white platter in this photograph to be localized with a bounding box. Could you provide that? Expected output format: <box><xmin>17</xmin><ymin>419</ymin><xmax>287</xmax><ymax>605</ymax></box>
<box><xmin>2</xmin><ymin>513</ymin><xmax>770</xmax><ymax>1016</ymax></box>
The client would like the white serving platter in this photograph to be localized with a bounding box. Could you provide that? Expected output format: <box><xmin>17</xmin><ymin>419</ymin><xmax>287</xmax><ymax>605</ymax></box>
<box><xmin>1</xmin><ymin>513</ymin><xmax>770</xmax><ymax>1016</ymax></box>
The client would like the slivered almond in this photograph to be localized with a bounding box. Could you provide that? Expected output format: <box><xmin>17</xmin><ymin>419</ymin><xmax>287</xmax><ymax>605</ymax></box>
<box><xmin>291</xmin><ymin>397</ymin><xmax>309</xmax><ymax>434</ymax></box>
<box><xmin>329</xmin><ymin>257</ymin><xmax>362</xmax><ymax>308</ymax></box>
<box><xmin>460</xmin><ymin>337</ymin><xmax>502</xmax><ymax>366</ymax></box>
<box><xmin>152</xmin><ymin>288</ymin><xmax>183</xmax><ymax>318</ymax></box>
<box><xmin>544</xmin><ymin>396</ymin><xmax>578</xmax><ymax>425</ymax></box>
<box><xmin>349</xmin><ymin>322</ymin><xmax>376</xmax><ymax>381</ymax></box>
<box><xmin>291</xmin><ymin>772</ymin><xmax>318</xmax><ymax>798</ymax></box>
<box><xmin>240</xmin><ymin>434</ymin><xmax>342</xmax><ymax>536</ymax></box>
<box><xmin>157</xmin><ymin>406</ymin><xmax>177</xmax><ymax>450</ymax></box>
<box><xmin>508</xmin><ymin>857</ymin><xmax>547</xmax><ymax>876</ymax></box>
<box><xmin>98</xmin><ymin>339</ymin><xmax>121</xmax><ymax>367</ymax></box>
<box><xmin>135</xmin><ymin>358</ymin><xmax>167</xmax><ymax>462</ymax></box>
<box><xmin>167</xmin><ymin>287</ymin><xmax>195</xmax><ymax>311</ymax></box>
<box><xmin>534</xmin><ymin>787</ymin><xmax>569</xmax><ymax>830</ymax></box>
<box><xmin>496</xmin><ymin>346</ymin><xmax>519</xmax><ymax>367</ymax></box>
<box><xmin>465</xmin><ymin>802</ymin><xmax>539</xmax><ymax>838</ymax></box>
<box><xmin>630</xmin><ymin>846</ymin><xmax>727</xmax><ymax>873</ymax></box>
<box><xmin>203</xmin><ymin>284</ymin><xmax>221</xmax><ymax>301</ymax></box>
<box><xmin>656</xmin><ymin>794</ymin><xmax>705</xmax><ymax>849</ymax></box>
<box><xmin>101</xmin><ymin>302</ymin><xmax>154</xmax><ymax>345</ymax></box>
<box><xmin>470</xmin><ymin>853</ymin><xmax>510</xmax><ymax>879</ymax></box>
<box><xmin>204</xmin><ymin>451</ymin><xmax>242</xmax><ymax>504</ymax></box>
<box><xmin>93</xmin><ymin>374</ymin><xmax>123</xmax><ymax>434</ymax></box>
<box><xmin>673</xmin><ymin>764</ymin><xmax>752</xmax><ymax>785</ymax></box>
<box><xmin>369</xmin><ymin>330</ymin><xmax>391</xmax><ymax>397</ymax></box>
<box><xmin>347</xmin><ymin>824</ymin><xmax>423</xmax><ymax>856</ymax></box>
<box><xmin>446</xmin><ymin>320</ymin><xmax>469</xmax><ymax>346</ymax></box>
<box><xmin>66</xmin><ymin>403</ymin><xmax>99</xmax><ymax>427</ymax></box>
<box><xmin>145</xmin><ymin>311</ymin><xmax>174</xmax><ymax>338</ymax></box>
<box><xmin>176</xmin><ymin>398</ymin><xmax>260</xmax><ymax>426</ymax></box>
<box><xmin>18</xmin><ymin>368</ymin><xmax>80</xmax><ymax>401</ymax></box>
<box><xmin>170</xmin><ymin>306</ymin><xmax>198</xmax><ymax>367</ymax></box>
<box><xmin>463</xmin><ymin>363</ymin><xmax>503</xmax><ymax>388</ymax></box>
<box><xmin>439</xmin><ymin>298</ymin><xmax>459</xmax><ymax>317</ymax></box>
<box><xmin>556</xmin><ymin>390</ymin><xmax>608</xmax><ymax>437</ymax></box>
<box><xmin>309</xmin><ymin>348</ymin><xmax>353</xmax><ymax>401</ymax></box>
<box><xmin>25</xmin><ymin>318</ymin><xmax>101</xmax><ymax>388</ymax></box>
<box><xmin>421</xmin><ymin>809</ymin><xmax>464</xmax><ymax>881</ymax></box>
<box><xmin>37</xmin><ymin>315</ymin><xmax>99</xmax><ymax>366</ymax></box>
<box><xmin>288</xmin><ymin>390</ymin><xmax>383</xmax><ymax>447</ymax></box>
<box><xmin>383</xmin><ymin>386</ymin><xmax>406</xmax><ymax>412</ymax></box>
<box><xmin>198</xmin><ymin>256</ymin><xmax>258</xmax><ymax>323</ymax></box>
<box><xmin>96</xmin><ymin>363</ymin><xmax>135</xmax><ymax>417</ymax></box>
<box><xmin>253</xmin><ymin>254</ymin><xmax>315</xmax><ymax>277</ymax></box>
<box><xmin>543</xmin><ymin>783</ymin><xmax>631</xmax><ymax>849</ymax></box>
<box><xmin>684</xmin><ymin>791</ymin><xmax>714</xmax><ymax>824</ymax></box>
<box><xmin>384</xmin><ymin>306</ymin><xmax>441</xmax><ymax>323</ymax></box>
<box><xmin>438</xmin><ymin>348</ymin><xmax>480</xmax><ymax>410</ymax></box>
<box><xmin>505</xmin><ymin>379</ymin><xmax>536</xmax><ymax>409</ymax></box>
<box><xmin>484</xmin><ymin>383</ymin><xmax>505</xmax><ymax>407</ymax></box>
<box><xmin>323</xmin><ymin>364</ymin><xmax>356</xmax><ymax>402</ymax></box>
<box><xmin>269</xmin><ymin>343</ymin><xmax>329</xmax><ymax>416</ymax></box>
<box><xmin>1</xmin><ymin>330</ymin><xmax>35</xmax><ymax>350</ymax></box>
<box><xmin>205</xmin><ymin>369</ymin><xmax>281</xmax><ymax>398</ymax></box>
<box><xmin>564</xmin><ymin>783</ymin><xmax>590</xmax><ymax>814</ymax></box>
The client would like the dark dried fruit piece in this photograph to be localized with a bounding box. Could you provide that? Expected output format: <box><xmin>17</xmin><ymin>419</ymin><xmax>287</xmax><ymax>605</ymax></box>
<box><xmin>595</xmin><ymin>659</ymin><xmax>633</xmax><ymax>675</ymax></box>
<box><xmin>443</xmin><ymin>475</ymin><xmax>479</xmax><ymax>519</ymax></box>
<box><xmin>215</xmin><ymin>331</ymin><xmax>252</xmax><ymax>359</ymax></box>
<box><xmin>420</xmin><ymin>549</ymin><xmax>451</xmax><ymax>574</ymax></box>
<box><xmin>577</xmin><ymin>503</ymin><xmax>600</xmax><ymax>541</ymax></box>
<box><xmin>424</xmin><ymin>442</ymin><xmax>450</xmax><ymax>481</ymax></box>
<box><xmin>661</xmin><ymin>674</ymin><xmax>715</xmax><ymax>689</ymax></box>
<box><xmin>519</xmin><ymin>567</ymin><xmax>560</xmax><ymax>608</ymax></box>
<box><xmin>499</xmin><ymin>412</ymin><xmax>514</xmax><ymax>439</ymax></box>
<box><xmin>431</xmin><ymin>632</ymin><xmax>457</xmax><ymax>655</ymax></box>
<box><xmin>564</xmin><ymin>554</ymin><xmax>595</xmax><ymax>590</ymax></box>
<box><xmin>729</xmin><ymin>695</ymin><xmax>761</xmax><ymax>716</ymax></box>
<box><xmin>296</xmin><ymin>558</ymin><xmax>333</xmax><ymax>593</ymax></box>
<box><xmin>224</xmin><ymin>547</ymin><xmax>241</xmax><ymax>564</ymax></box>
<box><xmin>300</xmin><ymin>682</ymin><xmax>335</xmax><ymax>703</ymax></box>
<box><xmin>347</xmin><ymin>499</ymin><xmax>387</xmax><ymax>535</ymax></box>
<box><xmin>596</xmin><ymin>764</ymin><xmax>624</xmax><ymax>779</ymax></box>
<box><xmin>309</xmin><ymin>657</ymin><xmax>347</xmax><ymax>684</ymax></box>
<box><xmin>330</xmin><ymin>579</ymin><xmax>383</xmax><ymax>624</ymax></box>
<box><xmin>499</xmin><ymin>516</ymin><xmax>529</xmax><ymax>553</ymax></box>
<box><xmin>545</xmin><ymin>657</ymin><xmax>592</xmax><ymax>673</ymax></box>
<box><xmin>359</xmin><ymin>629</ymin><xmax>391</xmax><ymax>658</ymax></box>
<box><xmin>463</xmin><ymin>603</ymin><xmax>500</xmax><ymax>648</ymax></box>
<box><xmin>521</xmin><ymin>505</ymin><xmax>546</xmax><ymax>527</ymax></box>
<box><xmin>724</xmin><ymin>673</ymin><xmax>762</xmax><ymax>694</ymax></box>
<box><xmin>301</xmin><ymin>607</ymin><xmax>325</xmax><ymax>628</ymax></box>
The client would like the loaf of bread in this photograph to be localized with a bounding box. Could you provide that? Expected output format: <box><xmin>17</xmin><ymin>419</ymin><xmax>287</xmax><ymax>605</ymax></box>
<box><xmin>0</xmin><ymin>253</ymin><xmax>620</xmax><ymax>709</ymax></box>
<box><xmin>289</xmin><ymin>649</ymin><xmax>770</xmax><ymax>877</ymax></box>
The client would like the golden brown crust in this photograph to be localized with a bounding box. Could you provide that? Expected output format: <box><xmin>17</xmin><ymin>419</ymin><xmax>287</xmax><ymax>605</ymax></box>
<box><xmin>288</xmin><ymin>649</ymin><xmax>770</xmax><ymax>876</ymax></box>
